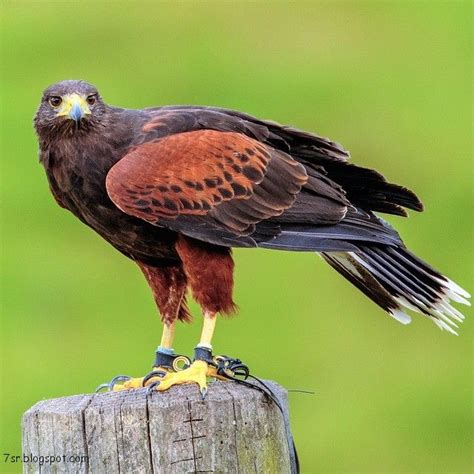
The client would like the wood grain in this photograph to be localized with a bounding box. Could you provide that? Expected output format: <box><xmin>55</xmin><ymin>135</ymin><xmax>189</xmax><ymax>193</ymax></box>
<box><xmin>22</xmin><ymin>380</ymin><xmax>295</xmax><ymax>473</ymax></box>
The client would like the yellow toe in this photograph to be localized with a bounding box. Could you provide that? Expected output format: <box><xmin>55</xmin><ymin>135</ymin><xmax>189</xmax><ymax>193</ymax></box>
<box><xmin>111</xmin><ymin>366</ymin><xmax>170</xmax><ymax>391</ymax></box>
<box><xmin>112</xmin><ymin>377</ymin><xmax>143</xmax><ymax>391</ymax></box>
<box><xmin>156</xmin><ymin>360</ymin><xmax>213</xmax><ymax>393</ymax></box>
<box><xmin>107</xmin><ymin>360</ymin><xmax>229</xmax><ymax>393</ymax></box>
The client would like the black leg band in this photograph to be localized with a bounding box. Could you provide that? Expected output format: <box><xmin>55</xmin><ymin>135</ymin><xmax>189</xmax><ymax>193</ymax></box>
<box><xmin>153</xmin><ymin>350</ymin><xmax>191</xmax><ymax>370</ymax></box>
<box><xmin>153</xmin><ymin>350</ymin><xmax>179</xmax><ymax>369</ymax></box>
<box><xmin>153</xmin><ymin>350</ymin><xmax>176</xmax><ymax>368</ymax></box>
<box><xmin>194</xmin><ymin>346</ymin><xmax>214</xmax><ymax>364</ymax></box>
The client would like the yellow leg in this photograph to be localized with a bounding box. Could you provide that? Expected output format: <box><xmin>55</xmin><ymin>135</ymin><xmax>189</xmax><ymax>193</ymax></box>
<box><xmin>156</xmin><ymin>312</ymin><xmax>221</xmax><ymax>396</ymax></box>
<box><xmin>113</xmin><ymin>321</ymin><xmax>177</xmax><ymax>391</ymax></box>
<box><xmin>111</xmin><ymin>315</ymin><xmax>225</xmax><ymax>396</ymax></box>
<box><xmin>197</xmin><ymin>312</ymin><xmax>217</xmax><ymax>349</ymax></box>
<box><xmin>159</xmin><ymin>321</ymin><xmax>176</xmax><ymax>352</ymax></box>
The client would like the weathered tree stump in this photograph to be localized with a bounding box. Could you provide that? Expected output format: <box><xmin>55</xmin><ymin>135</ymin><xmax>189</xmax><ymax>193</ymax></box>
<box><xmin>22</xmin><ymin>380</ymin><xmax>296</xmax><ymax>473</ymax></box>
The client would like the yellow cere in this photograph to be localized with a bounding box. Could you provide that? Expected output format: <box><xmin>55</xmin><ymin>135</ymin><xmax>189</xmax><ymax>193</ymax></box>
<box><xmin>55</xmin><ymin>93</ymin><xmax>91</xmax><ymax>117</ymax></box>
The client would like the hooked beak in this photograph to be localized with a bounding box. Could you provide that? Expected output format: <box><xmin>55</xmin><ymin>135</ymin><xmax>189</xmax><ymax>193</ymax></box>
<box><xmin>70</xmin><ymin>102</ymin><xmax>84</xmax><ymax>122</ymax></box>
<box><xmin>56</xmin><ymin>93</ymin><xmax>91</xmax><ymax>122</ymax></box>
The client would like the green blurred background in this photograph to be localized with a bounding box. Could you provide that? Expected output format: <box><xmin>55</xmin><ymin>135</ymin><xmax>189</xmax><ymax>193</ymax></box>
<box><xmin>1</xmin><ymin>1</ymin><xmax>472</xmax><ymax>473</ymax></box>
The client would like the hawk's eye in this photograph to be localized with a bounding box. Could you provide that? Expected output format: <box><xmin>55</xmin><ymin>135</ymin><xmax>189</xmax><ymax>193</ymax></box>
<box><xmin>49</xmin><ymin>96</ymin><xmax>62</xmax><ymax>107</ymax></box>
<box><xmin>86</xmin><ymin>95</ymin><xmax>97</xmax><ymax>106</ymax></box>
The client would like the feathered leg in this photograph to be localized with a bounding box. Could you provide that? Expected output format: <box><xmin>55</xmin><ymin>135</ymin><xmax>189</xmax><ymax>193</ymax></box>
<box><xmin>100</xmin><ymin>263</ymin><xmax>192</xmax><ymax>392</ymax></box>
<box><xmin>149</xmin><ymin>237</ymin><xmax>237</xmax><ymax>397</ymax></box>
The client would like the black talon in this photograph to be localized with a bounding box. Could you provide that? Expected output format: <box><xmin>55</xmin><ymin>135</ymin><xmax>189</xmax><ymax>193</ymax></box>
<box><xmin>231</xmin><ymin>363</ymin><xmax>249</xmax><ymax>379</ymax></box>
<box><xmin>95</xmin><ymin>383</ymin><xmax>111</xmax><ymax>393</ymax></box>
<box><xmin>146</xmin><ymin>380</ymin><xmax>161</xmax><ymax>393</ymax></box>
<box><xmin>142</xmin><ymin>370</ymin><xmax>167</xmax><ymax>387</ymax></box>
<box><xmin>214</xmin><ymin>355</ymin><xmax>250</xmax><ymax>380</ymax></box>
<box><xmin>109</xmin><ymin>375</ymin><xmax>131</xmax><ymax>388</ymax></box>
<box><xmin>193</xmin><ymin>348</ymin><xmax>251</xmax><ymax>380</ymax></box>
<box><xmin>95</xmin><ymin>374</ymin><xmax>131</xmax><ymax>393</ymax></box>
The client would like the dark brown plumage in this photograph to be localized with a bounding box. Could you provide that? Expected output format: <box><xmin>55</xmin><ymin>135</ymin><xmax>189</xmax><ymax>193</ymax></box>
<box><xmin>34</xmin><ymin>80</ymin><xmax>469</xmax><ymax>339</ymax></box>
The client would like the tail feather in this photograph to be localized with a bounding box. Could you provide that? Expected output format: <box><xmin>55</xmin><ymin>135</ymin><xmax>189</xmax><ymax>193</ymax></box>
<box><xmin>322</xmin><ymin>246</ymin><xmax>470</xmax><ymax>334</ymax></box>
<box><xmin>312</xmin><ymin>161</ymin><xmax>424</xmax><ymax>216</ymax></box>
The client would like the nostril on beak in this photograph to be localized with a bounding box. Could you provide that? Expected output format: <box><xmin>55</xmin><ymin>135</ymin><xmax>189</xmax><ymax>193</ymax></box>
<box><xmin>69</xmin><ymin>103</ymin><xmax>83</xmax><ymax>122</ymax></box>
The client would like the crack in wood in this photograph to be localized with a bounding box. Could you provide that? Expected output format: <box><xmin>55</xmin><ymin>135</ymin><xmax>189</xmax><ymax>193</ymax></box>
<box><xmin>21</xmin><ymin>382</ymin><xmax>293</xmax><ymax>473</ymax></box>
<box><xmin>116</xmin><ymin>393</ymin><xmax>127</xmax><ymax>474</ymax></box>
<box><xmin>170</xmin><ymin>456</ymin><xmax>202</xmax><ymax>465</ymax></box>
<box><xmin>222</xmin><ymin>383</ymin><xmax>241</xmax><ymax>474</ymax></box>
<box><xmin>145</xmin><ymin>391</ymin><xmax>155</xmax><ymax>473</ymax></box>
<box><xmin>81</xmin><ymin>395</ymin><xmax>94</xmax><ymax>474</ymax></box>
<box><xmin>187</xmin><ymin>401</ymin><xmax>199</xmax><ymax>473</ymax></box>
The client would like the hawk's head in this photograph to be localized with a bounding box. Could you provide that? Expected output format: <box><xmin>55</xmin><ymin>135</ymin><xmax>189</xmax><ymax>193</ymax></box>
<box><xmin>34</xmin><ymin>80</ymin><xmax>107</xmax><ymax>139</ymax></box>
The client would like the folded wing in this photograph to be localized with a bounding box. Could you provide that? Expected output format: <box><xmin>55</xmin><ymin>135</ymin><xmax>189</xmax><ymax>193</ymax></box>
<box><xmin>106</xmin><ymin>130</ymin><xmax>310</xmax><ymax>245</ymax></box>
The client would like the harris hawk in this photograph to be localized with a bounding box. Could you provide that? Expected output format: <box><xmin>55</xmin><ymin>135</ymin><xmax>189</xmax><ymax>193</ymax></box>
<box><xmin>34</xmin><ymin>80</ymin><xmax>470</xmax><ymax>395</ymax></box>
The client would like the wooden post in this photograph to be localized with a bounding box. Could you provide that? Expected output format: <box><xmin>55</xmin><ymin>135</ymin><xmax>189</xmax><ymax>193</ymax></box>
<box><xmin>22</xmin><ymin>380</ymin><xmax>297</xmax><ymax>473</ymax></box>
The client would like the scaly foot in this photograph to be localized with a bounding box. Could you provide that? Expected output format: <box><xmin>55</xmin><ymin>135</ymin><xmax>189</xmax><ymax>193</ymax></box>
<box><xmin>97</xmin><ymin>348</ymin><xmax>249</xmax><ymax>399</ymax></box>
<box><xmin>111</xmin><ymin>367</ymin><xmax>169</xmax><ymax>391</ymax></box>
<box><xmin>96</xmin><ymin>351</ymin><xmax>191</xmax><ymax>392</ymax></box>
<box><xmin>151</xmin><ymin>360</ymin><xmax>222</xmax><ymax>398</ymax></box>
<box><xmin>148</xmin><ymin>348</ymin><xmax>250</xmax><ymax>398</ymax></box>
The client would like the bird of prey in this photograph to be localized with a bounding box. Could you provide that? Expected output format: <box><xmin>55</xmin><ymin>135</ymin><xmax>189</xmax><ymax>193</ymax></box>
<box><xmin>34</xmin><ymin>80</ymin><xmax>470</xmax><ymax>394</ymax></box>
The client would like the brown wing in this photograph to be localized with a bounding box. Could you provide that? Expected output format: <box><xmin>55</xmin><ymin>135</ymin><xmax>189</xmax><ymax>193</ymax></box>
<box><xmin>106</xmin><ymin>130</ymin><xmax>308</xmax><ymax>242</ymax></box>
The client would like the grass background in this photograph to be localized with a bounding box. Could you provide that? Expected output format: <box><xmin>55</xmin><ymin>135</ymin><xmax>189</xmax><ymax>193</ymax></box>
<box><xmin>1</xmin><ymin>1</ymin><xmax>472</xmax><ymax>472</ymax></box>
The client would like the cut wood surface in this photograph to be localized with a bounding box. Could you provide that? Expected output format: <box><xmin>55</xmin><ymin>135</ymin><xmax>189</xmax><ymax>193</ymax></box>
<box><xmin>22</xmin><ymin>380</ymin><xmax>296</xmax><ymax>473</ymax></box>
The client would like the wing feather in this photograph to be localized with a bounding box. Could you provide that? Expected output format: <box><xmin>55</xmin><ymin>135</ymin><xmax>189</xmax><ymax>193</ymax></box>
<box><xmin>106</xmin><ymin>130</ymin><xmax>308</xmax><ymax>242</ymax></box>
